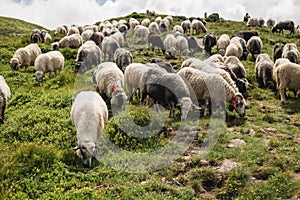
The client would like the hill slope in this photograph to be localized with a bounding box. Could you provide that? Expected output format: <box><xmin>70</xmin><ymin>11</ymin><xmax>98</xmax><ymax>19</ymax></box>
<box><xmin>0</xmin><ymin>16</ymin><xmax>46</xmax><ymax>36</ymax></box>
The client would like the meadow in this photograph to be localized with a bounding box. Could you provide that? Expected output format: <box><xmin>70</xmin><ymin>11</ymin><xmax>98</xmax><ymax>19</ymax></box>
<box><xmin>0</xmin><ymin>13</ymin><xmax>299</xmax><ymax>199</ymax></box>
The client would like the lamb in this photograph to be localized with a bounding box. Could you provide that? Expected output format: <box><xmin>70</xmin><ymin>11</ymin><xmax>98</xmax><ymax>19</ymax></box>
<box><xmin>217</xmin><ymin>34</ymin><xmax>230</xmax><ymax>56</ymax></box>
<box><xmin>246</xmin><ymin>36</ymin><xmax>263</xmax><ymax>60</ymax></box>
<box><xmin>10</xmin><ymin>43</ymin><xmax>42</xmax><ymax>71</ymax></box>
<box><xmin>176</xmin><ymin>35</ymin><xmax>190</xmax><ymax>56</ymax></box>
<box><xmin>255</xmin><ymin>54</ymin><xmax>275</xmax><ymax>89</ymax></box>
<box><xmin>140</xmin><ymin>68</ymin><xmax>197</xmax><ymax>120</ymax></box>
<box><xmin>272</xmin><ymin>20</ymin><xmax>295</xmax><ymax>34</ymax></box>
<box><xmin>203</xmin><ymin>32</ymin><xmax>217</xmax><ymax>55</ymax></box>
<box><xmin>51</xmin><ymin>34</ymin><xmax>83</xmax><ymax>50</ymax></box>
<box><xmin>101</xmin><ymin>36</ymin><xmax>120</xmax><ymax>61</ymax></box>
<box><xmin>178</xmin><ymin>67</ymin><xmax>246</xmax><ymax>117</ymax></box>
<box><xmin>148</xmin><ymin>32</ymin><xmax>165</xmax><ymax>54</ymax></box>
<box><xmin>273</xmin><ymin>62</ymin><xmax>300</xmax><ymax>103</ymax></box>
<box><xmin>71</xmin><ymin>91</ymin><xmax>108</xmax><ymax>167</ymax></box>
<box><xmin>225</xmin><ymin>38</ymin><xmax>243</xmax><ymax>59</ymax></box>
<box><xmin>282</xmin><ymin>43</ymin><xmax>300</xmax><ymax>63</ymax></box>
<box><xmin>75</xmin><ymin>41</ymin><xmax>102</xmax><ymax>74</ymax></box>
<box><xmin>93</xmin><ymin>62</ymin><xmax>127</xmax><ymax>110</ymax></box>
<box><xmin>273</xmin><ymin>43</ymin><xmax>285</xmax><ymax>62</ymax></box>
<box><xmin>34</xmin><ymin>51</ymin><xmax>64</xmax><ymax>85</ymax></box>
<box><xmin>113</xmin><ymin>48</ymin><xmax>133</xmax><ymax>72</ymax></box>
<box><xmin>163</xmin><ymin>34</ymin><xmax>177</xmax><ymax>58</ymax></box>
<box><xmin>0</xmin><ymin>76</ymin><xmax>11</xmax><ymax>124</ymax></box>
<box><xmin>191</xmin><ymin>19</ymin><xmax>207</xmax><ymax>34</ymax></box>
<box><xmin>181</xmin><ymin>20</ymin><xmax>192</xmax><ymax>34</ymax></box>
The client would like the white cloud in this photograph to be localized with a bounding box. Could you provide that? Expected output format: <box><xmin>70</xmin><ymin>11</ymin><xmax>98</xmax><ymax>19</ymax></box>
<box><xmin>0</xmin><ymin>0</ymin><xmax>299</xmax><ymax>30</ymax></box>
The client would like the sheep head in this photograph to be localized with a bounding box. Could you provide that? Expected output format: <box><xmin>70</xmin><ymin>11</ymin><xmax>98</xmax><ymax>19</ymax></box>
<box><xmin>9</xmin><ymin>58</ymin><xmax>21</xmax><ymax>71</ymax></box>
<box><xmin>35</xmin><ymin>71</ymin><xmax>44</xmax><ymax>85</ymax></box>
<box><xmin>111</xmin><ymin>86</ymin><xmax>127</xmax><ymax>111</ymax></box>
<box><xmin>230</xmin><ymin>93</ymin><xmax>246</xmax><ymax>117</ymax></box>
<box><xmin>177</xmin><ymin>97</ymin><xmax>201</xmax><ymax>120</ymax></box>
<box><xmin>73</xmin><ymin>142</ymin><xmax>97</xmax><ymax>168</ymax></box>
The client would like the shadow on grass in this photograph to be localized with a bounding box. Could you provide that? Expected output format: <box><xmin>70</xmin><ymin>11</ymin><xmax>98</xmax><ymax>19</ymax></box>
<box><xmin>226</xmin><ymin>114</ymin><xmax>247</xmax><ymax>127</ymax></box>
<box><xmin>281</xmin><ymin>99</ymin><xmax>300</xmax><ymax>114</ymax></box>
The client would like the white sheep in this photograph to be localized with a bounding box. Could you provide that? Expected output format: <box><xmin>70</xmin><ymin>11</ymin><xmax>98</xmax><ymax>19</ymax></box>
<box><xmin>81</xmin><ymin>29</ymin><xmax>94</xmax><ymax>43</ymax></box>
<box><xmin>10</xmin><ymin>43</ymin><xmax>42</xmax><ymax>71</ymax></box>
<box><xmin>55</xmin><ymin>26</ymin><xmax>67</xmax><ymax>35</ymax></box>
<box><xmin>217</xmin><ymin>34</ymin><xmax>230</xmax><ymax>56</ymax></box>
<box><xmin>101</xmin><ymin>36</ymin><xmax>120</xmax><ymax>61</ymax></box>
<box><xmin>247</xmin><ymin>18</ymin><xmax>259</xmax><ymax>27</ymax></box>
<box><xmin>282</xmin><ymin>43</ymin><xmax>300</xmax><ymax>63</ymax></box>
<box><xmin>71</xmin><ymin>91</ymin><xmax>108</xmax><ymax>167</ymax></box>
<box><xmin>141</xmin><ymin>18</ymin><xmax>151</xmax><ymax>27</ymax></box>
<box><xmin>274</xmin><ymin>58</ymin><xmax>290</xmax><ymax>69</ymax></box>
<box><xmin>224</xmin><ymin>56</ymin><xmax>247</xmax><ymax>79</ymax></box>
<box><xmin>178</xmin><ymin>67</ymin><xmax>246</xmax><ymax>117</ymax></box>
<box><xmin>67</xmin><ymin>26</ymin><xmax>80</xmax><ymax>36</ymax></box>
<box><xmin>181</xmin><ymin>20</ymin><xmax>192</xmax><ymax>34</ymax></box>
<box><xmin>129</xmin><ymin>18</ymin><xmax>140</xmax><ymax>30</ymax></box>
<box><xmin>191</xmin><ymin>19</ymin><xmax>207</xmax><ymax>34</ymax></box>
<box><xmin>111</xmin><ymin>31</ymin><xmax>124</xmax><ymax>47</ymax></box>
<box><xmin>51</xmin><ymin>34</ymin><xmax>83</xmax><ymax>50</ymax></box>
<box><xmin>159</xmin><ymin>18</ymin><xmax>170</xmax><ymax>32</ymax></box>
<box><xmin>273</xmin><ymin>62</ymin><xmax>300</xmax><ymax>103</ymax></box>
<box><xmin>43</xmin><ymin>32</ymin><xmax>52</xmax><ymax>43</ymax></box>
<box><xmin>225</xmin><ymin>37</ymin><xmax>243</xmax><ymax>58</ymax></box>
<box><xmin>34</xmin><ymin>51</ymin><xmax>64</xmax><ymax>85</ymax></box>
<box><xmin>173</xmin><ymin>25</ymin><xmax>184</xmax><ymax>34</ymax></box>
<box><xmin>155</xmin><ymin>16</ymin><xmax>162</xmax><ymax>25</ymax></box>
<box><xmin>113</xmin><ymin>48</ymin><xmax>133</xmax><ymax>72</ymax></box>
<box><xmin>148</xmin><ymin>22</ymin><xmax>160</xmax><ymax>34</ymax></box>
<box><xmin>206</xmin><ymin>54</ymin><xmax>225</xmax><ymax>64</ymax></box>
<box><xmin>176</xmin><ymin>35</ymin><xmax>190</xmax><ymax>56</ymax></box>
<box><xmin>75</xmin><ymin>41</ymin><xmax>102</xmax><ymax>74</ymax></box>
<box><xmin>93</xmin><ymin>62</ymin><xmax>127</xmax><ymax>110</ymax></box>
<box><xmin>0</xmin><ymin>76</ymin><xmax>11</xmax><ymax>124</ymax></box>
<box><xmin>134</xmin><ymin>25</ymin><xmax>150</xmax><ymax>41</ymax></box>
<box><xmin>163</xmin><ymin>34</ymin><xmax>177</xmax><ymax>57</ymax></box>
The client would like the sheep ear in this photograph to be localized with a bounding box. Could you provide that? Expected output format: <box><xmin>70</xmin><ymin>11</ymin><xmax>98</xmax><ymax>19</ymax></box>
<box><xmin>192</xmin><ymin>104</ymin><xmax>202</xmax><ymax>111</ymax></box>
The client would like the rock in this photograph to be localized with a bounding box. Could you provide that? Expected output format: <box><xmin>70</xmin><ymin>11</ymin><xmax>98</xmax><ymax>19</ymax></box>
<box><xmin>216</xmin><ymin>159</ymin><xmax>240</xmax><ymax>173</ymax></box>
<box><xmin>228</xmin><ymin>139</ymin><xmax>246</xmax><ymax>148</ymax></box>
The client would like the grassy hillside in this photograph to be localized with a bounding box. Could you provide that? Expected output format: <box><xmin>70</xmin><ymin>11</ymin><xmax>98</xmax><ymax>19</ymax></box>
<box><xmin>0</xmin><ymin>16</ymin><xmax>46</xmax><ymax>36</ymax></box>
<box><xmin>0</xmin><ymin>13</ymin><xmax>299</xmax><ymax>199</ymax></box>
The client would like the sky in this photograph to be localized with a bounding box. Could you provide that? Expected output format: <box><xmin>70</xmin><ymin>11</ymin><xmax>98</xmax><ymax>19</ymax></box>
<box><xmin>1</xmin><ymin>0</ymin><xmax>300</xmax><ymax>30</ymax></box>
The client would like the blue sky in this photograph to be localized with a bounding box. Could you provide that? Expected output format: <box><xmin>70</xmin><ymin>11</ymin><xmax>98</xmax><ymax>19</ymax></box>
<box><xmin>2</xmin><ymin>0</ymin><xmax>300</xmax><ymax>30</ymax></box>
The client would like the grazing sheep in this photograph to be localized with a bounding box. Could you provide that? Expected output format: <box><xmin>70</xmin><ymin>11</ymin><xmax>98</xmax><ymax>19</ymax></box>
<box><xmin>224</xmin><ymin>56</ymin><xmax>246</xmax><ymax>80</ymax></box>
<box><xmin>232</xmin><ymin>30</ymin><xmax>258</xmax><ymax>42</ymax></box>
<box><xmin>155</xmin><ymin>16</ymin><xmax>162</xmax><ymax>25</ymax></box>
<box><xmin>0</xmin><ymin>76</ymin><xmax>11</xmax><ymax>124</ymax></box>
<box><xmin>266</xmin><ymin>18</ymin><xmax>275</xmax><ymax>27</ymax></box>
<box><xmin>206</xmin><ymin>54</ymin><xmax>224</xmax><ymax>64</ymax></box>
<box><xmin>140</xmin><ymin>68</ymin><xmax>197</xmax><ymax>119</ymax></box>
<box><xmin>273</xmin><ymin>62</ymin><xmax>300</xmax><ymax>103</ymax></box>
<box><xmin>217</xmin><ymin>34</ymin><xmax>230</xmax><ymax>56</ymax></box>
<box><xmin>55</xmin><ymin>26</ymin><xmax>67</xmax><ymax>35</ymax></box>
<box><xmin>272</xmin><ymin>20</ymin><xmax>295</xmax><ymax>34</ymax></box>
<box><xmin>258</xmin><ymin>17</ymin><xmax>265</xmax><ymax>27</ymax></box>
<box><xmin>75</xmin><ymin>41</ymin><xmax>102</xmax><ymax>74</ymax></box>
<box><xmin>274</xmin><ymin>58</ymin><xmax>290</xmax><ymax>69</ymax></box>
<box><xmin>134</xmin><ymin>25</ymin><xmax>150</xmax><ymax>42</ymax></box>
<box><xmin>173</xmin><ymin>25</ymin><xmax>184</xmax><ymax>34</ymax></box>
<box><xmin>181</xmin><ymin>20</ymin><xmax>192</xmax><ymax>34</ymax></box>
<box><xmin>282</xmin><ymin>43</ymin><xmax>300</xmax><ymax>63</ymax></box>
<box><xmin>203</xmin><ymin>32</ymin><xmax>217</xmax><ymax>55</ymax></box>
<box><xmin>10</xmin><ymin>43</ymin><xmax>42</xmax><ymax>71</ymax></box>
<box><xmin>273</xmin><ymin>43</ymin><xmax>285</xmax><ymax>62</ymax></box>
<box><xmin>255</xmin><ymin>54</ymin><xmax>275</xmax><ymax>89</ymax></box>
<box><xmin>225</xmin><ymin>38</ymin><xmax>243</xmax><ymax>59</ymax></box>
<box><xmin>150</xmin><ymin>58</ymin><xmax>175</xmax><ymax>73</ymax></box>
<box><xmin>93</xmin><ymin>62</ymin><xmax>127</xmax><ymax>110</ymax></box>
<box><xmin>159</xmin><ymin>18</ymin><xmax>170</xmax><ymax>32</ymax></box>
<box><xmin>111</xmin><ymin>31</ymin><xmax>124</xmax><ymax>47</ymax></box>
<box><xmin>141</xmin><ymin>18</ymin><xmax>151</xmax><ymax>27</ymax></box>
<box><xmin>81</xmin><ymin>29</ymin><xmax>94</xmax><ymax>43</ymax></box>
<box><xmin>176</xmin><ymin>35</ymin><xmax>190</xmax><ymax>56</ymax></box>
<box><xmin>30</xmin><ymin>29</ymin><xmax>42</xmax><ymax>43</ymax></box>
<box><xmin>118</xmin><ymin>23</ymin><xmax>128</xmax><ymax>39</ymax></box>
<box><xmin>184</xmin><ymin>34</ymin><xmax>202</xmax><ymax>53</ymax></box>
<box><xmin>148</xmin><ymin>22</ymin><xmax>160</xmax><ymax>34</ymax></box>
<box><xmin>148</xmin><ymin>32</ymin><xmax>165</xmax><ymax>54</ymax></box>
<box><xmin>246</xmin><ymin>18</ymin><xmax>259</xmax><ymax>27</ymax></box>
<box><xmin>178</xmin><ymin>67</ymin><xmax>246</xmax><ymax>117</ymax></box>
<box><xmin>246</xmin><ymin>36</ymin><xmax>263</xmax><ymax>60</ymax></box>
<box><xmin>34</xmin><ymin>51</ymin><xmax>64</xmax><ymax>85</ymax></box>
<box><xmin>90</xmin><ymin>31</ymin><xmax>104</xmax><ymax>47</ymax></box>
<box><xmin>129</xmin><ymin>18</ymin><xmax>140</xmax><ymax>30</ymax></box>
<box><xmin>42</xmin><ymin>32</ymin><xmax>52</xmax><ymax>43</ymax></box>
<box><xmin>67</xmin><ymin>26</ymin><xmax>80</xmax><ymax>36</ymax></box>
<box><xmin>163</xmin><ymin>34</ymin><xmax>177</xmax><ymax>58</ymax></box>
<box><xmin>113</xmin><ymin>48</ymin><xmax>133</xmax><ymax>72</ymax></box>
<box><xmin>101</xmin><ymin>36</ymin><xmax>120</xmax><ymax>61</ymax></box>
<box><xmin>191</xmin><ymin>19</ymin><xmax>207</xmax><ymax>34</ymax></box>
<box><xmin>71</xmin><ymin>91</ymin><xmax>108</xmax><ymax>167</ymax></box>
<box><xmin>51</xmin><ymin>34</ymin><xmax>83</xmax><ymax>50</ymax></box>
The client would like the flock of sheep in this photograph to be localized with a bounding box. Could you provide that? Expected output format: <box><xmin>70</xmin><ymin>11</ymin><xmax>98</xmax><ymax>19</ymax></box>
<box><xmin>1</xmin><ymin>13</ymin><xmax>300</xmax><ymax>167</ymax></box>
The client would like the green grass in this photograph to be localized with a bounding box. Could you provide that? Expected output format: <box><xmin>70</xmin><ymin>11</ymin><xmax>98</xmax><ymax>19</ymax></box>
<box><xmin>0</xmin><ymin>12</ymin><xmax>300</xmax><ymax>199</ymax></box>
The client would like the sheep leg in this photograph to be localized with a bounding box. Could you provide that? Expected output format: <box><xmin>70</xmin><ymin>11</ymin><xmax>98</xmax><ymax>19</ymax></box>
<box><xmin>49</xmin><ymin>72</ymin><xmax>52</xmax><ymax>79</ymax></box>
<box><xmin>279</xmin><ymin>89</ymin><xmax>287</xmax><ymax>103</ymax></box>
<box><xmin>169</xmin><ymin>102</ymin><xmax>175</xmax><ymax>118</ymax></box>
<box><xmin>203</xmin><ymin>98</ymin><xmax>210</xmax><ymax>116</ymax></box>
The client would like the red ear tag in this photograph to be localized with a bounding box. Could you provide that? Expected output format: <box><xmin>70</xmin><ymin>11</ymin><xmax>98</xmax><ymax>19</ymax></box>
<box><xmin>231</xmin><ymin>100</ymin><xmax>236</xmax><ymax>106</ymax></box>
<box><xmin>111</xmin><ymin>85</ymin><xmax>119</xmax><ymax>93</ymax></box>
